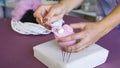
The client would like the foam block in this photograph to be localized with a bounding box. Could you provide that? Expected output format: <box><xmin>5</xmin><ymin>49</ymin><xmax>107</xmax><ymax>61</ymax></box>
<box><xmin>33</xmin><ymin>40</ymin><xmax>109</xmax><ymax>68</ymax></box>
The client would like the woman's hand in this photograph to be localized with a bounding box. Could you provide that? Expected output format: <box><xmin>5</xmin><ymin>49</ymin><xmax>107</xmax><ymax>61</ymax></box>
<box><xmin>59</xmin><ymin>22</ymin><xmax>110</xmax><ymax>52</ymax></box>
<box><xmin>34</xmin><ymin>4</ymin><xmax>66</xmax><ymax>27</ymax></box>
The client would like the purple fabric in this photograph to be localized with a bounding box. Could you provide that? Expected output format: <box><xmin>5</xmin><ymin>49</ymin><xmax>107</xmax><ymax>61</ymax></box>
<box><xmin>0</xmin><ymin>16</ymin><xmax>120</xmax><ymax>68</ymax></box>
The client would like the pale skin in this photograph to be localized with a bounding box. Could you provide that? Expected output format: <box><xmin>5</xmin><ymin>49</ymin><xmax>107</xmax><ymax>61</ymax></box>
<box><xmin>34</xmin><ymin>0</ymin><xmax>120</xmax><ymax>52</ymax></box>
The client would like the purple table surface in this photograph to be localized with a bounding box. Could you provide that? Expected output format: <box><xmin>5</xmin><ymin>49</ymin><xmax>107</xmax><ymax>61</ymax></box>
<box><xmin>0</xmin><ymin>16</ymin><xmax>120</xmax><ymax>68</ymax></box>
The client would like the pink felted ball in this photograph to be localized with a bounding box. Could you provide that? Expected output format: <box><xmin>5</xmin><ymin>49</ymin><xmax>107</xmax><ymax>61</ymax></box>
<box><xmin>53</xmin><ymin>24</ymin><xmax>76</xmax><ymax>46</ymax></box>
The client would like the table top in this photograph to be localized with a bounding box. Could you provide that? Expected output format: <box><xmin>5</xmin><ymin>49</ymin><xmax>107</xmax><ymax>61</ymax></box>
<box><xmin>0</xmin><ymin>16</ymin><xmax>120</xmax><ymax>68</ymax></box>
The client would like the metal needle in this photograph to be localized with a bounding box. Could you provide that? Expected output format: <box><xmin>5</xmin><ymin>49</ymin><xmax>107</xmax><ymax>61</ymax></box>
<box><xmin>61</xmin><ymin>47</ymin><xmax>72</xmax><ymax>63</ymax></box>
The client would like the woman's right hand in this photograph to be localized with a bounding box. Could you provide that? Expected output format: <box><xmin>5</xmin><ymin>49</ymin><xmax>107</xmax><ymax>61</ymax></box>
<box><xmin>34</xmin><ymin>4</ymin><xmax>67</xmax><ymax>29</ymax></box>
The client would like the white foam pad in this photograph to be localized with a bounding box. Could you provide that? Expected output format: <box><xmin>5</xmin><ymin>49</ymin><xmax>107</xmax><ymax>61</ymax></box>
<box><xmin>33</xmin><ymin>40</ymin><xmax>109</xmax><ymax>68</ymax></box>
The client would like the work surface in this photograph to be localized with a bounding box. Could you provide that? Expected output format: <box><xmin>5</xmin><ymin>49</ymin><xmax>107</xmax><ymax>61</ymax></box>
<box><xmin>0</xmin><ymin>16</ymin><xmax>120</xmax><ymax>68</ymax></box>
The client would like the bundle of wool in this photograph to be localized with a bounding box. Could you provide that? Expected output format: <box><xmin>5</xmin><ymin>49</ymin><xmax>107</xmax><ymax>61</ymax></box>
<box><xmin>11</xmin><ymin>0</ymin><xmax>41</xmax><ymax>21</ymax></box>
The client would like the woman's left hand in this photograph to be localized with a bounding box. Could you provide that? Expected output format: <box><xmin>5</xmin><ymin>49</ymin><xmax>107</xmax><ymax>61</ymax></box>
<box><xmin>59</xmin><ymin>22</ymin><xmax>109</xmax><ymax>52</ymax></box>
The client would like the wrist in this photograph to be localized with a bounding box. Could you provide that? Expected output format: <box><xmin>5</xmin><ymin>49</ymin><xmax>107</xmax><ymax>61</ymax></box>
<box><xmin>59</xmin><ymin>2</ymin><xmax>70</xmax><ymax>13</ymax></box>
<box><xmin>97</xmin><ymin>21</ymin><xmax>115</xmax><ymax>35</ymax></box>
<box><xmin>99</xmin><ymin>18</ymin><xmax>119</xmax><ymax>30</ymax></box>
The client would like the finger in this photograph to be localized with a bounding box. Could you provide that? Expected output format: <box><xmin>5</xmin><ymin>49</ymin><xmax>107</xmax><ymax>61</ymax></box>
<box><xmin>67</xmin><ymin>39</ymin><xmax>90</xmax><ymax>52</ymax></box>
<box><xmin>61</xmin><ymin>46</ymin><xmax>68</xmax><ymax>52</ymax></box>
<box><xmin>74</xmin><ymin>43</ymin><xmax>93</xmax><ymax>52</ymax></box>
<box><xmin>34</xmin><ymin>12</ymin><xmax>43</xmax><ymax>23</ymax></box>
<box><xmin>36</xmin><ymin>18</ymin><xmax>41</xmax><ymax>24</ymax></box>
<box><xmin>34</xmin><ymin>9</ymin><xmax>41</xmax><ymax>19</ymax></box>
<box><xmin>36</xmin><ymin>18</ymin><xmax>43</xmax><ymax>25</ymax></box>
<box><xmin>33</xmin><ymin>10</ymin><xmax>37</xmax><ymax>18</ymax></box>
<box><xmin>44</xmin><ymin>8</ymin><xmax>55</xmax><ymax>23</ymax></box>
<box><xmin>34</xmin><ymin>7</ymin><xmax>47</xmax><ymax>24</ymax></box>
<box><xmin>34</xmin><ymin>5</ymin><xmax>46</xmax><ymax>17</ymax></box>
<box><xmin>44</xmin><ymin>24</ymin><xmax>52</xmax><ymax>30</ymax></box>
<box><xmin>59</xmin><ymin>31</ymin><xmax>87</xmax><ymax>42</ymax></box>
<box><xmin>70</xmin><ymin>23</ymin><xmax>86</xmax><ymax>29</ymax></box>
<box><xmin>39</xmin><ymin>16</ymin><xmax>43</xmax><ymax>24</ymax></box>
<box><xmin>36</xmin><ymin>17</ymin><xmax>51</xmax><ymax>30</ymax></box>
<box><xmin>46</xmin><ymin>14</ymin><xmax>64</xmax><ymax>24</ymax></box>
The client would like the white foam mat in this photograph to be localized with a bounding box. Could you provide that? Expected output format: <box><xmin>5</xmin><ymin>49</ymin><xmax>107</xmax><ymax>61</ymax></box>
<box><xmin>33</xmin><ymin>40</ymin><xmax>109</xmax><ymax>68</ymax></box>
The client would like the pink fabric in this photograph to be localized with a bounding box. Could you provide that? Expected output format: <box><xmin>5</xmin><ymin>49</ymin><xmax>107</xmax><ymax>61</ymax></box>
<box><xmin>32</xmin><ymin>0</ymin><xmax>41</xmax><ymax>11</ymax></box>
<box><xmin>53</xmin><ymin>24</ymin><xmax>76</xmax><ymax>46</ymax></box>
<box><xmin>11</xmin><ymin>0</ymin><xmax>41</xmax><ymax>21</ymax></box>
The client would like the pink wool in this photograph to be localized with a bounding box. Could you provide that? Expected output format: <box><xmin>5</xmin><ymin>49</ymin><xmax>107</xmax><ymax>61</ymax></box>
<box><xmin>11</xmin><ymin>0</ymin><xmax>41</xmax><ymax>20</ymax></box>
<box><xmin>53</xmin><ymin>24</ymin><xmax>76</xmax><ymax>46</ymax></box>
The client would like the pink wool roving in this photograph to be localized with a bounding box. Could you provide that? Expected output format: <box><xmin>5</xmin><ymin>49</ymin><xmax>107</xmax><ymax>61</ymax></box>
<box><xmin>53</xmin><ymin>24</ymin><xmax>76</xmax><ymax>46</ymax></box>
<box><xmin>11</xmin><ymin>0</ymin><xmax>41</xmax><ymax>21</ymax></box>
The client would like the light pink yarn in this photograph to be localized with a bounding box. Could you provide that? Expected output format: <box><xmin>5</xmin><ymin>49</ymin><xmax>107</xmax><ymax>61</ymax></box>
<box><xmin>11</xmin><ymin>0</ymin><xmax>41</xmax><ymax>20</ymax></box>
